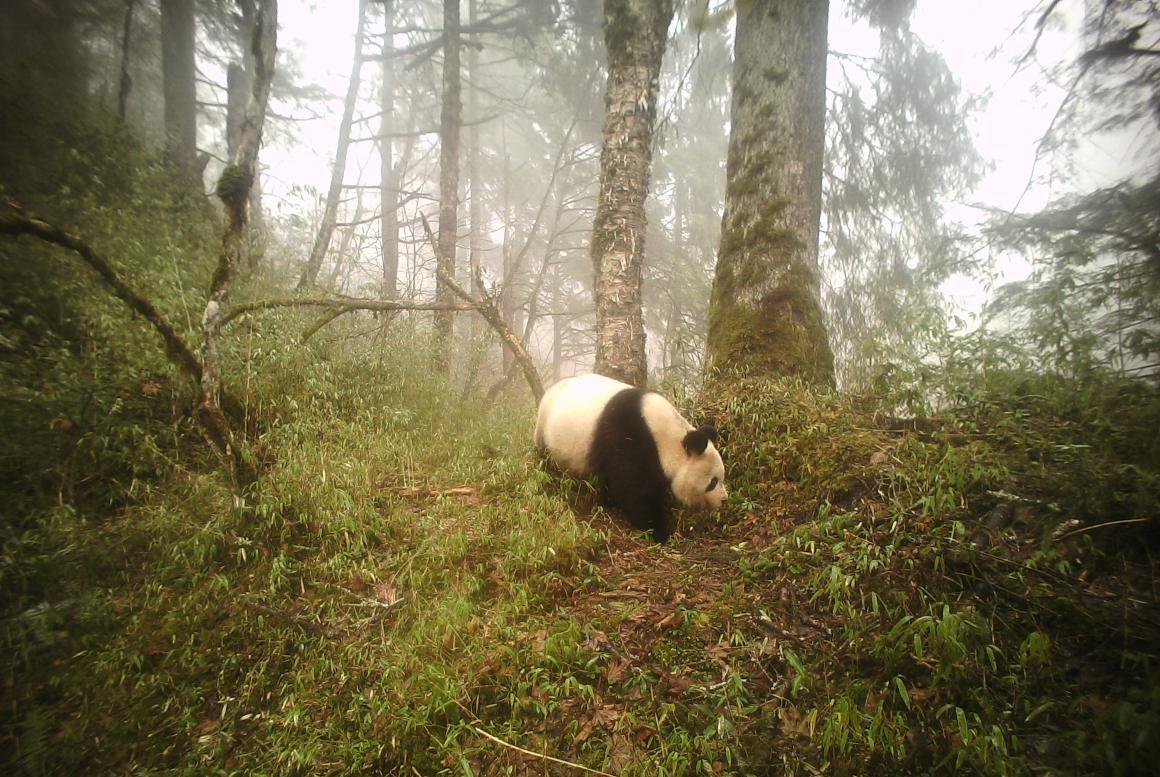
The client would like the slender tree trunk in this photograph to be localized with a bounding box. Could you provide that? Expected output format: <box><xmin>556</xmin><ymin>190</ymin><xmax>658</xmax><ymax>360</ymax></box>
<box><xmin>117</xmin><ymin>0</ymin><xmax>136</xmax><ymax>123</ymax></box>
<box><xmin>226</xmin><ymin>57</ymin><xmax>264</xmax><ymax>272</ymax></box>
<box><xmin>707</xmin><ymin>0</ymin><xmax>834</xmax><ymax>385</ymax></box>
<box><xmin>500</xmin><ymin>151</ymin><xmax>517</xmax><ymax>375</ymax></box>
<box><xmin>552</xmin><ymin>277</ymin><xmax>564</xmax><ymax>381</ymax></box>
<box><xmin>467</xmin><ymin>0</ymin><xmax>484</xmax><ymax>313</ymax></box>
<box><xmin>434</xmin><ymin>0</ymin><xmax>462</xmax><ymax>373</ymax></box>
<box><xmin>297</xmin><ymin>0</ymin><xmax>368</xmax><ymax>290</ymax></box>
<box><xmin>379</xmin><ymin>0</ymin><xmax>398</xmax><ymax>299</ymax></box>
<box><xmin>199</xmin><ymin>0</ymin><xmax>278</xmax><ymax>485</ymax></box>
<box><xmin>160</xmin><ymin>0</ymin><xmax>197</xmax><ymax>175</ymax></box>
<box><xmin>233</xmin><ymin>0</ymin><xmax>265</xmax><ymax>270</ymax></box>
<box><xmin>591</xmin><ymin>0</ymin><xmax>674</xmax><ymax>387</ymax></box>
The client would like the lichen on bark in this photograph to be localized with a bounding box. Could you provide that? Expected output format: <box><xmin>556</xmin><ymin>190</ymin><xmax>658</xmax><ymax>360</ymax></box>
<box><xmin>590</xmin><ymin>0</ymin><xmax>674</xmax><ymax>387</ymax></box>
<box><xmin>707</xmin><ymin>0</ymin><xmax>835</xmax><ymax>387</ymax></box>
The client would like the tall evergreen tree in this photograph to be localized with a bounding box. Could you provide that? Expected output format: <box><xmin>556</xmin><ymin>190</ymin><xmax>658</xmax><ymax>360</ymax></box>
<box><xmin>707</xmin><ymin>0</ymin><xmax>834</xmax><ymax>385</ymax></box>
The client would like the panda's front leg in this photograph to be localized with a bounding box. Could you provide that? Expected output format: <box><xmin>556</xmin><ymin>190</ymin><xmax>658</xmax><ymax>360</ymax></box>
<box><xmin>626</xmin><ymin>491</ymin><xmax>671</xmax><ymax>543</ymax></box>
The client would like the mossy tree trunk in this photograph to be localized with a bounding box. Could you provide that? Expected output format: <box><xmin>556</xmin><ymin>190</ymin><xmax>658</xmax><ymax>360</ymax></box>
<box><xmin>198</xmin><ymin>0</ymin><xmax>277</xmax><ymax>486</ymax></box>
<box><xmin>707</xmin><ymin>0</ymin><xmax>835</xmax><ymax>386</ymax></box>
<box><xmin>433</xmin><ymin>0</ymin><xmax>462</xmax><ymax>375</ymax></box>
<box><xmin>591</xmin><ymin>0</ymin><xmax>674</xmax><ymax>387</ymax></box>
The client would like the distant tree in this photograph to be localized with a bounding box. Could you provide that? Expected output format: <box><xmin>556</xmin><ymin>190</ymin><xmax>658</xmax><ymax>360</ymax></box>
<box><xmin>379</xmin><ymin>0</ymin><xmax>399</xmax><ymax>299</ymax></box>
<box><xmin>591</xmin><ymin>0</ymin><xmax>675</xmax><ymax>387</ymax></box>
<box><xmin>117</xmin><ymin>0</ymin><xmax>137</xmax><ymax>122</ymax></box>
<box><xmin>0</xmin><ymin>0</ymin><xmax>91</xmax><ymax>99</ymax></box>
<box><xmin>821</xmin><ymin>1</ymin><xmax>982</xmax><ymax>390</ymax></box>
<box><xmin>297</xmin><ymin>0</ymin><xmax>369</xmax><ymax>290</ymax></box>
<box><xmin>646</xmin><ymin>12</ymin><xmax>732</xmax><ymax>384</ymax></box>
<box><xmin>707</xmin><ymin>0</ymin><xmax>834</xmax><ymax>386</ymax></box>
<box><xmin>984</xmin><ymin>0</ymin><xmax>1159</xmax><ymax>380</ymax></box>
<box><xmin>434</xmin><ymin>0</ymin><xmax>463</xmax><ymax>374</ymax></box>
<box><xmin>160</xmin><ymin>0</ymin><xmax>198</xmax><ymax>174</ymax></box>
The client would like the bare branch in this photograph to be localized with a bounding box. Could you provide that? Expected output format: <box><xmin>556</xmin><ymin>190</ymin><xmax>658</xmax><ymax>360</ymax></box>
<box><xmin>222</xmin><ymin>296</ymin><xmax>474</xmax><ymax>325</ymax></box>
<box><xmin>419</xmin><ymin>213</ymin><xmax>544</xmax><ymax>403</ymax></box>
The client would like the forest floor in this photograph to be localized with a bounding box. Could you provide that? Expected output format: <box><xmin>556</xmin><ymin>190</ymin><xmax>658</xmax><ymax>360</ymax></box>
<box><xmin>3</xmin><ymin>353</ymin><xmax>1159</xmax><ymax>777</ymax></box>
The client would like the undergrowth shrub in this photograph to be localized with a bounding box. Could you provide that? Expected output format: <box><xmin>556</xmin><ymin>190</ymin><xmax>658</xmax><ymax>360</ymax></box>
<box><xmin>712</xmin><ymin>374</ymin><xmax>1160</xmax><ymax>775</ymax></box>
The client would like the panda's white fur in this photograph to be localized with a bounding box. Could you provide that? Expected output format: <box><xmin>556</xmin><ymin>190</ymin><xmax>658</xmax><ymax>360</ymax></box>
<box><xmin>535</xmin><ymin>373</ymin><xmax>727</xmax><ymax>540</ymax></box>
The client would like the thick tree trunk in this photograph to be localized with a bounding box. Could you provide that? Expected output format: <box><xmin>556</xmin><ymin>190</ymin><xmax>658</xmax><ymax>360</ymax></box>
<box><xmin>297</xmin><ymin>0</ymin><xmax>368</xmax><ymax>290</ymax></box>
<box><xmin>707</xmin><ymin>0</ymin><xmax>834</xmax><ymax>386</ymax></box>
<box><xmin>434</xmin><ymin>0</ymin><xmax>462</xmax><ymax>373</ymax></box>
<box><xmin>379</xmin><ymin>0</ymin><xmax>398</xmax><ymax>299</ymax></box>
<box><xmin>160</xmin><ymin>0</ymin><xmax>197</xmax><ymax>174</ymax></box>
<box><xmin>199</xmin><ymin>0</ymin><xmax>278</xmax><ymax>484</ymax></box>
<box><xmin>591</xmin><ymin>0</ymin><xmax>674</xmax><ymax>387</ymax></box>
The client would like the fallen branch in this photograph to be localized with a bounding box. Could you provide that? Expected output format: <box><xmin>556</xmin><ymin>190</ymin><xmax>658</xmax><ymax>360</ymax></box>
<box><xmin>1</xmin><ymin>199</ymin><xmax>204</xmax><ymax>384</ymax></box>
<box><xmin>1056</xmin><ymin>517</ymin><xmax>1151</xmax><ymax>541</ymax></box>
<box><xmin>222</xmin><ymin>295</ymin><xmax>473</xmax><ymax>326</ymax></box>
<box><xmin>419</xmin><ymin>212</ymin><xmax>544</xmax><ymax>404</ymax></box>
<box><xmin>386</xmin><ymin>485</ymin><xmax>479</xmax><ymax>502</ymax></box>
<box><xmin>471</xmin><ymin>725</ymin><xmax>616</xmax><ymax>777</ymax></box>
<box><xmin>240</xmin><ymin>599</ymin><xmax>331</xmax><ymax>637</ymax></box>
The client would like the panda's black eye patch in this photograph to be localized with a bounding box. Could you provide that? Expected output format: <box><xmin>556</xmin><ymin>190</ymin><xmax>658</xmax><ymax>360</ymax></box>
<box><xmin>706</xmin><ymin>477</ymin><xmax>719</xmax><ymax>492</ymax></box>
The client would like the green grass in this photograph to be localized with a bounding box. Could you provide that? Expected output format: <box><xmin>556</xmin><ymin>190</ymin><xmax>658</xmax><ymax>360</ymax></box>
<box><xmin>3</xmin><ymin>318</ymin><xmax>1159</xmax><ymax>775</ymax></box>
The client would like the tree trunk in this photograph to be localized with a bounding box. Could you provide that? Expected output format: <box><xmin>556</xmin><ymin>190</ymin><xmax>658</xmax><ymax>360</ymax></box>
<box><xmin>199</xmin><ymin>0</ymin><xmax>278</xmax><ymax>485</ymax></box>
<box><xmin>160</xmin><ymin>0</ymin><xmax>197</xmax><ymax>175</ymax></box>
<box><xmin>500</xmin><ymin>151</ymin><xmax>516</xmax><ymax>375</ymax></box>
<box><xmin>117</xmin><ymin>0</ymin><xmax>136</xmax><ymax>123</ymax></box>
<box><xmin>591</xmin><ymin>0</ymin><xmax>674</xmax><ymax>387</ymax></box>
<box><xmin>434</xmin><ymin>0</ymin><xmax>462</xmax><ymax>374</ymax></box>
<box><xmin>297</xmin><ymin>0</ymin><xmax>368</xmax><ymax>290</ymax></box>
<box><xmin>379</xmin><ymin>0</ymin><xmax>398</xmax><ymax>299</ymax></box>
<box><xmin>707</xmin><ymin>0</ymin><xmax>834</xmax><ymax>386</ymax></box>
<box><xmin>467</xmin><ymin>0</ymin><xmax>484</xmax><ymax>321</ymax></box>
<box><xmin>231</xmin><ymin>0</ymin><xmax>265</xmax><ymax>270</ymax></box>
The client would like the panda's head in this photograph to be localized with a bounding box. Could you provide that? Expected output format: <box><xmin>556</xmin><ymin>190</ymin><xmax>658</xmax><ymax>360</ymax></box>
<box><xmin>668</xmin><ymin>426</ymin><xmax>728</xmax><ymax>511</ymax></box>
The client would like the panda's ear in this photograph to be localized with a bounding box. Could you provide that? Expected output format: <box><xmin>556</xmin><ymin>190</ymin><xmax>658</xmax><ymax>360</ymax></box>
<box><xmin>682</xmin><ymin>427</ymin><xmax>716</xmax><ymax>455</ymax></box>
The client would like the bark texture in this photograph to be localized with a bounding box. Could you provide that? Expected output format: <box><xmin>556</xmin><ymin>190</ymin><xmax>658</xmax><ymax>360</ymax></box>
<box><xmin>707</xmin><ymin>0</ymin><xmax>835</xmax><ymax>386</ymax></box>
<box><xmin>297</xmin><ymin>0</ymin><xmax>368</xmax><ymax>290</ymax></box>
<box><xmin>590</xmin><ymin>0</ymin><xmax>673</xmax><ymax>387</ymax></box>
<box><xmin>199</xmin><ymin>0</ymin><xmax>277</xmax><ymax>484</ymax></box>
<box><xmin>160</xmin><ymin>0</ymin><xmax>197</xmax><ymax>173</ymax></box>
<box><xmin>434</xmin><ymin>0</ymin><xmax>463</xmax><ymax>372</ymax></box>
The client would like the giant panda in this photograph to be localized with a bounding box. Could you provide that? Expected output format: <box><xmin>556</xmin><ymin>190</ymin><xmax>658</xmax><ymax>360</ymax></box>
<box><xmin>534</xmin><ymin>373</ymin><xmax>727</xmax><ymax>542</ymax></box>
